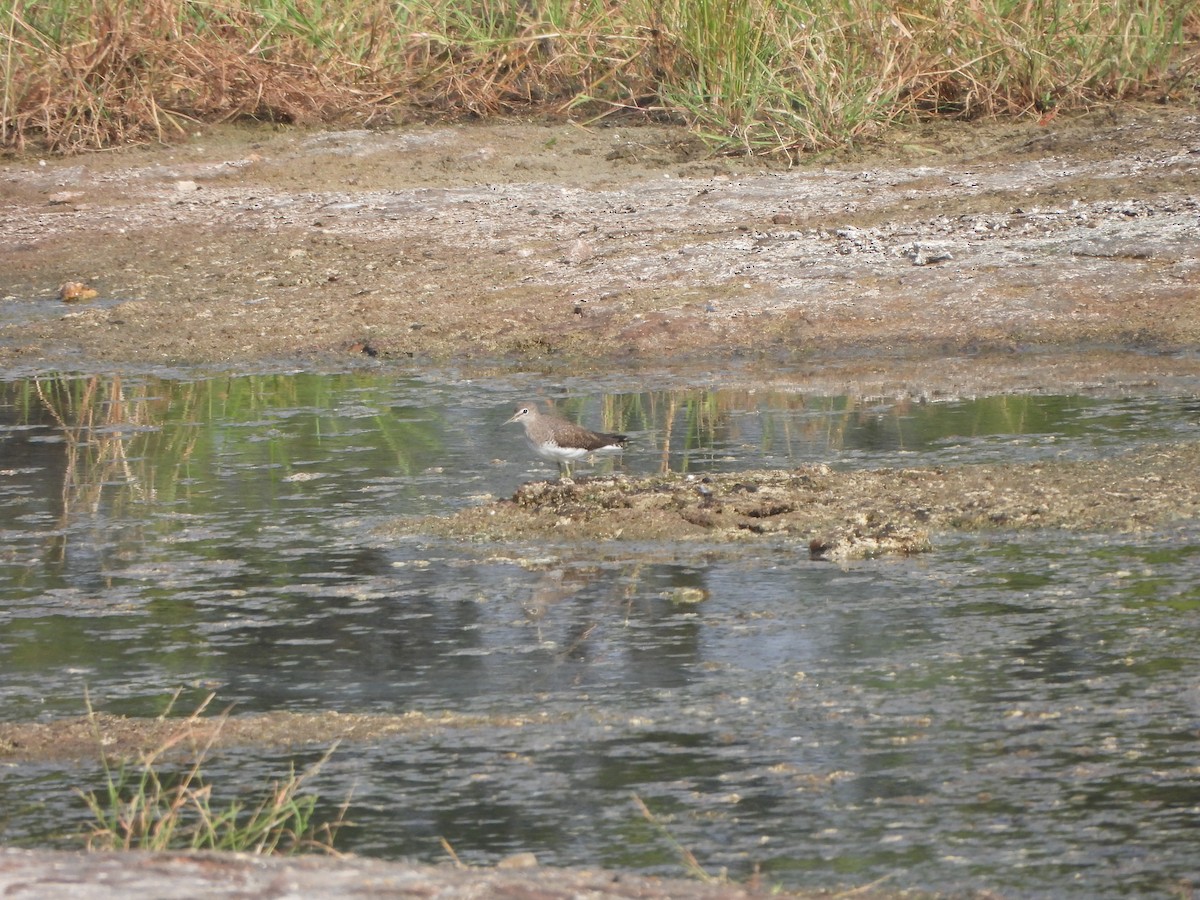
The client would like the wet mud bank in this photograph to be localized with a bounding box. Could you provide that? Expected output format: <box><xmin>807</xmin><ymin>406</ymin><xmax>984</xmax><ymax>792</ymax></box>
<box><xmin>0</xmin><ymin>848</ymin><xmax>828</xmax><ymax>900</ymax></box>
<box><xmin>2</xmin><ymin>107</ymin><xmax>1200</xmax><ymax>376</ymax></box>
<box><xmin>397</xmin><ymin>442</ymin><xmax>1200</xmax><ymax>557</ymax></box>
<box><xmin>0</xmin><ymin>709</ymin><xmax>548</xmax><ymax>764</ymax></box>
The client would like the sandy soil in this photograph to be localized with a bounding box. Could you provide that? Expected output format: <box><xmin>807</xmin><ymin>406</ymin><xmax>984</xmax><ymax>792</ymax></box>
<box><xmin>2</xmin><ymin>105</ymin><xmax>1200</xmax><ymax>388</ymax></box>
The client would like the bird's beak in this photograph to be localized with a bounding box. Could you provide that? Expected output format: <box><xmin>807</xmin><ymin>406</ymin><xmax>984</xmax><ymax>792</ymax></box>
<box><xmin>503</xmin><ymin>412</ymin><xmax>520</xmax><ymax>426</ymax></box>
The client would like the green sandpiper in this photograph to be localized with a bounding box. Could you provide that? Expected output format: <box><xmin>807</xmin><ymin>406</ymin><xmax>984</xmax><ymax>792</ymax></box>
<box><xmin>504</xmin><ymin>400</ymin><xmax>628</xmax><ymax>479</ymax></box>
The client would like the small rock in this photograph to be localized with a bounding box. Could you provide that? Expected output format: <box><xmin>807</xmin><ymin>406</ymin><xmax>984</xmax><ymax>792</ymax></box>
<box><xmin>564</xmin><ymin>239</ymin><xmax>593</xmax><ymax>264</ymax></box>
<box><xmin>47</xmin><ymin>191</ymin><xmax>85</xmax><ymax>206</ymax></box>
<box><xmin>59</xmin><ymin>281</ymin><xmax>98</xmax><ymax>303</ymax></box>
<box><xmin>495</xmin><ymin>852</ymin><xmax>538</xmax><ymax>870</ymax></box>
<box><xmin>909</xmin><ymin>242</ymin><xmax>954</xmax><ymax>266</ymax></box>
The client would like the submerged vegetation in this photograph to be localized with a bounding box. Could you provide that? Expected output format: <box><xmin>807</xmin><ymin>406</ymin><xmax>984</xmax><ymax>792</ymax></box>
<box><xmin>1</xmin><ymin>0</ymin><xmax>1196</xmax><ymax>154</ymax></box>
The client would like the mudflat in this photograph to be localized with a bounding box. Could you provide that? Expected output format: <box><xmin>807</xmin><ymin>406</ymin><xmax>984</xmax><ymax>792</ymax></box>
<box><xmin>2</xmin><ymin>105</ymin><xmax>1198</xmax><ymax>389</ymax></box>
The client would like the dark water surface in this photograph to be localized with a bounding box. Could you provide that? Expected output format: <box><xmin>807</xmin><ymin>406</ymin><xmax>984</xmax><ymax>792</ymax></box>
<box><xmin>1</xmin><ymin>371</ymin><xmax>1198</xmax><ymax>896</ymax></box>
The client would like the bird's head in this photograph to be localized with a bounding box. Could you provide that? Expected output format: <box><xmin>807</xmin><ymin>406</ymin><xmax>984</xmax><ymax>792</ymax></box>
<box><xmin>504</xmin><ymin>403</ymin><xmax>537</xmax><ymax>426</ymax></box>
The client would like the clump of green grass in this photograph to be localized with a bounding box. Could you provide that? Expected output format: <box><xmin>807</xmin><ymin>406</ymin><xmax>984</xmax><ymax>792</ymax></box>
<box><xmin>1</xmin><ymin>0</ymin><xmax>1196</xmax><ymax>155</ymax></box>
<box><xmin>77</xmin><ymin>692</ymin><xmax>349</xmax><ymax>854</ymax></box>
<box><xmin>642</xmin><ymin>0</ymin><xmax>1197</xmax><ymax>155</ymax></box>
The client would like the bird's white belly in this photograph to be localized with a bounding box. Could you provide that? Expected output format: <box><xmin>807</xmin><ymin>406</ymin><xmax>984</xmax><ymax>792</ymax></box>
<box><xmin>532</xmin><ymin>440</ymin><xmax>590</xmax><ymax>462</ymax></box>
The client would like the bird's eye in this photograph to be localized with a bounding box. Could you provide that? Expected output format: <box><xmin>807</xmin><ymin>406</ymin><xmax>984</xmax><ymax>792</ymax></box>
<box><xmin>520</xmin><ymin>408</ymin><xmax>529</xmax><ymax>414</ymax></box>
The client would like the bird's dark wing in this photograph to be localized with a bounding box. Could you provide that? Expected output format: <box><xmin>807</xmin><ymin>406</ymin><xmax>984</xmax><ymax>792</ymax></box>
<box><xmin>583</xmin><ymin>429</ymin><xmax>628</xmax><ymax>450</ymax></box>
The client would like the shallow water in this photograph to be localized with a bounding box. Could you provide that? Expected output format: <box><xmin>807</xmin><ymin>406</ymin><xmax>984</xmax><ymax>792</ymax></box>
<box><xmin>1</xmin><ymin>370</ymin><xmax>1198</xmax><ymax>896</ymax></box>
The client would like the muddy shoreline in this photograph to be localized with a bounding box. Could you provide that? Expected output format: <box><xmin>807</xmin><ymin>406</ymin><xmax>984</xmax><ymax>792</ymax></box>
<box><xmin>393</xmin><ymin>442</ymin><xmax>1200</xmax><ymax>557</ymax></box>
<box><xmin>2</xmin><ymin>105</ymin><xmax>1199</xmax><ymax>382</ymax></box>
<box><xmin>0</xmin><ymin>847</ymin><xmax>875</xmax><ymax>899</ymax></box>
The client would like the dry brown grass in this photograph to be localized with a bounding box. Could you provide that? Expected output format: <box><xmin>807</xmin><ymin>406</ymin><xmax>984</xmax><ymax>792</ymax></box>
<box><xmin>2</xmin><ymin>0</ymin><xmax>1197</xmax><ymax>154</ymax></box>
<box><xmin>3</xmin><ymin>0</ymin><xmax>384</xmax><ymax>150</ymax></box>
